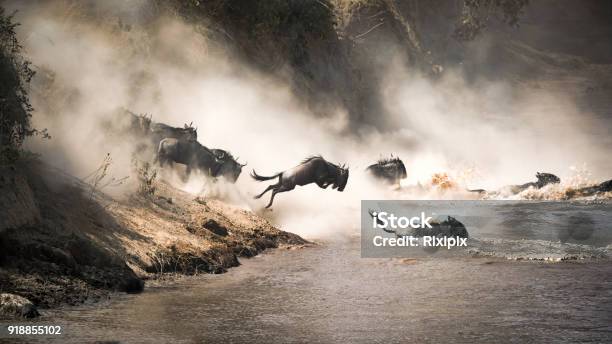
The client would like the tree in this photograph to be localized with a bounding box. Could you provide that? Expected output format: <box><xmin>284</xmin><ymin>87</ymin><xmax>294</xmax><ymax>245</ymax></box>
<box><xmin>0</xmin><ymin>6</ymin><xmax>37</xmax><ymax>156</ymax></box>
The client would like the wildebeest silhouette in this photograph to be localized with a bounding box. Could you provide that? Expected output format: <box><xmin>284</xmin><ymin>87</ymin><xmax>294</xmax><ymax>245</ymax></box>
<box><xmin>251</xmin><ymin>156</ymin><xmax>349</xmax><ymax>208</ymax></box>
<box><xmin>366</xmin><ymin>156</ymin><xmax>407</xmax><ymax>185</ymax></box>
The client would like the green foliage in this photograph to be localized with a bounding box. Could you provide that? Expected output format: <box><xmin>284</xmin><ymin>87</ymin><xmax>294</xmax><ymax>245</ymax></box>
<box><xmin>0</xmin><ymin>6</ymin><xmax>36</xmax><ymax>149</ymax></box>
<box><xmin>454</xmin><ymin>0</ymin><xmax>529</xmax><ymax>41</ymax></box>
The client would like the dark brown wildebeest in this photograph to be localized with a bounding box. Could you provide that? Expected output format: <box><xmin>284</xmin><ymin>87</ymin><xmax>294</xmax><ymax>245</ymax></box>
<box><xmin>251</xmin><ymin>156</ymin><xmax>349</xmax><ymax>208</ymax></box>
<box><xmin>150</xmin><ymin>122</ymin><xmax>197</xmax><ymax>146</ymax></box>
<box><xmin>211</xmin><ymin>149</ymin><xmax>247</xmax><ymax>183</ymax></box>
<box><xmin>468</xmin><ymin>172</ymin><xmax>561</xmax><ymax>195</ymax></box>
<box><xmin>157</xmin><ymin>138</ymin><xmax>246</xmax><ymax>182</ymax></box>
<box><xmin>106</xmin><ymin>108</ymin><xmax>197</xmax><ymax>147</ymax></box>
<box><xmin>103</xmin><ymin>108</ymin><xmax>152</xmax><ymax>138</ymax></box>
<box><xmin>158</xmin><ymin>138</ymin><xmax>221</xmax><ymax>178</ymax></box>
<box><xmin>366</xmin><ymin>156</ymin><xmax>407</xmax><ymax>185</ymax></box>
<box><xmin>566</xmin><ymin>179</ymin><xmax>612</xmax><ymax>198</ymax></box>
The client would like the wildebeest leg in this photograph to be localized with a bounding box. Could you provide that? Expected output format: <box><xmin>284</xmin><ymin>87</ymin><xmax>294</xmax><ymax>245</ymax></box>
<box><xmin>265</xmin><ymin>184</ymin><xmax>294</xmax><ymax>208</ymax></box>
<box><xmin>183</xmin><ymin>165</ymin><xmax>192</xmax><ymax>182</ymax></box>
<box><xmin>158</xmin><ymin>155</ymin><xmax>170</xmax><ymax>169</ymax></box>
<box><xmin>265</xmin><ymin>190</ymin><xmax>279</xmax><ymax>208</ymax></box>
<box><xmin>316</xmin><ymin>180</ymin><xmax>330</xmax><ymax>189</ymax></box>
<box><xmin>315</xmin><ymin>174</ymin><xmax>331</xmax><ymax>189</ymax></box>
<box><xmin>254</xmin><ymin>183</ymin><xmax>278</xmax><ymax>199</ymax></box>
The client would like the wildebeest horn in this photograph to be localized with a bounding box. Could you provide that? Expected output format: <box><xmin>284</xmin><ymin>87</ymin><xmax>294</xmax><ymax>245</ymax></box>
<box><xmin>240</xmin><ymin>162</ymin><xmax>247</xmax><ymax>167</ymax></box>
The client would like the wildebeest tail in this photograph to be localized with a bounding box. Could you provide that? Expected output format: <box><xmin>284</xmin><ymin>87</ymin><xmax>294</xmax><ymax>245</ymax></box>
<box><xmin>250</xmin><ymin>170</ymin><xmax>281</xmax><ymax>181</ymax></box>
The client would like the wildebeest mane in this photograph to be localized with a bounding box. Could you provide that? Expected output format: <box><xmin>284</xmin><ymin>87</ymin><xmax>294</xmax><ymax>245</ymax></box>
<box><xmin>302</xmin><ymin>155</ymin><xmax>345</xmax><ymax>170</ymax></box>
<box><xmin>376</xmin><ymin>156</ymin><xmax>403</xmax><ymax>165</ymax></box>
<box><xmin>301</xmin><ymin>155</ymin><xmax>323</xmax><ymax>165</ymax></box>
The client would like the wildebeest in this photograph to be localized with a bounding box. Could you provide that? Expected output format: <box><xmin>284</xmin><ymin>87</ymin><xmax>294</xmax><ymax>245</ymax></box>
<box><xmin>127</xmin><ymin>112</ymin><xmax>152</xmax><ymax>136</ymax></box>
<box><xmin>158</xmin><ymin>138</ymin><xmax>221</xmax><ymax>177</ymax></box>
<box><xmin>469</xmin><ymin>172</ymin><xmax>561</xmax><ymax>195</ymax></box>
<box><xmin>105</xmin><ymin>109</ymin><xmax>197</xmax><ymax>149</ymax></box>
<box><xmin>211</xmin><ymin>149</ymin><xmax>247</xmax><ymax>183</ymax></box>
<box><xmin>567</xmin><ymin>179</ymin><xmax>612</xmax><ymax>198</ymax></box>
<box><xmin>150</xmin><ymin>121</ymin><xmax>197</xmax><ymax>146</ymax></box>
<box><xmin>157</xmin><ymin>139</ymin><xmax>246</xmax><ymax>182</ymax></box>
<box><xmin>251</xmin><ymin>156</ymin><xmax>349</xmax><ymax>208</ymax></box>
<box><xmin>515</xmin><ymin>172</ymin><xmax>561</xmax><ymax>191</ymax></box>
<box><xmin>366</xmin><ymin>156</ymin><xmax>407</xmax><ymax>185</ymax></box>
<box><xmin>102</xmin><ymin>108</ymin><xmax>152</xmax><ymax>138</ymax></box>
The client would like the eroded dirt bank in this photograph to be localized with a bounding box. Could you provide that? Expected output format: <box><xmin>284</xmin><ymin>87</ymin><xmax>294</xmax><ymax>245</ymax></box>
<box><xmin>0</xmin><ymin>159</ymin><xmax>307</xmax><ymax>314</ymax></box>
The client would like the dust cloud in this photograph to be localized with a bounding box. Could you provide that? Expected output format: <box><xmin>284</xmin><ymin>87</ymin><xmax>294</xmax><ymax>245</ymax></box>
<box><xmin>8</xmin><ymin>1</ymin><xmax>611</xmax><ymax>238</ymax></box>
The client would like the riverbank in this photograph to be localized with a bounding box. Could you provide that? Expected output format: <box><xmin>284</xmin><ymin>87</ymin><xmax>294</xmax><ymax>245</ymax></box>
<box><xmin>0</xmin><ymin>158</ymin><xmax>308</xmax><ymax>316</ymax></box>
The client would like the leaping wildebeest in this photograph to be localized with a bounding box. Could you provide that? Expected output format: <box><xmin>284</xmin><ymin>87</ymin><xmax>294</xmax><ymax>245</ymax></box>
<box><xmin>251</xmin><ymin>156</ymin><xmax>349</xmax><ymax>208</ymax></box>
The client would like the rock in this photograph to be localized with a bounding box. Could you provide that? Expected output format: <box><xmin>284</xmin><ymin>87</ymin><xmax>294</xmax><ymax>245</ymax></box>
<box><xmin>202</xmin><ymin>219</ymin><xmax>228</xmax><ymax>236</ymax></box>
<box><xmin>232</xmin><ymin>244</ymin><xmax>257</xmax><ymax>257</ymax></box>
<box><xmin>119</xmin><ymin>276</ymin><xmax>145</xmax><ymax>294</ymax></box>
<box><xmin>0</xmin><ymin>293</ymin><xmax>40</xmax><ymax>318</ymax></box>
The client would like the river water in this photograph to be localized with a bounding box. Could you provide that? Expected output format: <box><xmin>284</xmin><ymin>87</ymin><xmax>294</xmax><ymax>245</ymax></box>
<box><xmin>15</xmin><ymin>244</ymin><xmax>611</xmax><ymax>343</ymax></box>
<box><xmin>8</xmin><ymin>202</ymin><xmax>612</xmax><ymax>343</ymax></box>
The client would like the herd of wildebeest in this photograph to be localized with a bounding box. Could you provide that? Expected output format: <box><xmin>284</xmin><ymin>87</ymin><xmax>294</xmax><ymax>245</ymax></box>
<box><xmin>109</xmin><ymin>109</ymin><xmax>612</xmax><ymax>207</ymax></box>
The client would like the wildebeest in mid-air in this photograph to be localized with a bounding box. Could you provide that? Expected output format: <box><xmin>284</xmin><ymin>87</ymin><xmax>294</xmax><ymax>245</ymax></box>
<box><xmin>251</xmin><ymin>156</ymin><xmax>349</xmax><ymax>208</ymax></box>
<box><xmin>366</xmin><ymin>156</ymin><xmax>407</xmax><ymax>185</ymax></box>
<box><xmin>157</xmin><ymin>138</ymin><xmax>246</xmax><ymax>182</ymax></box>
